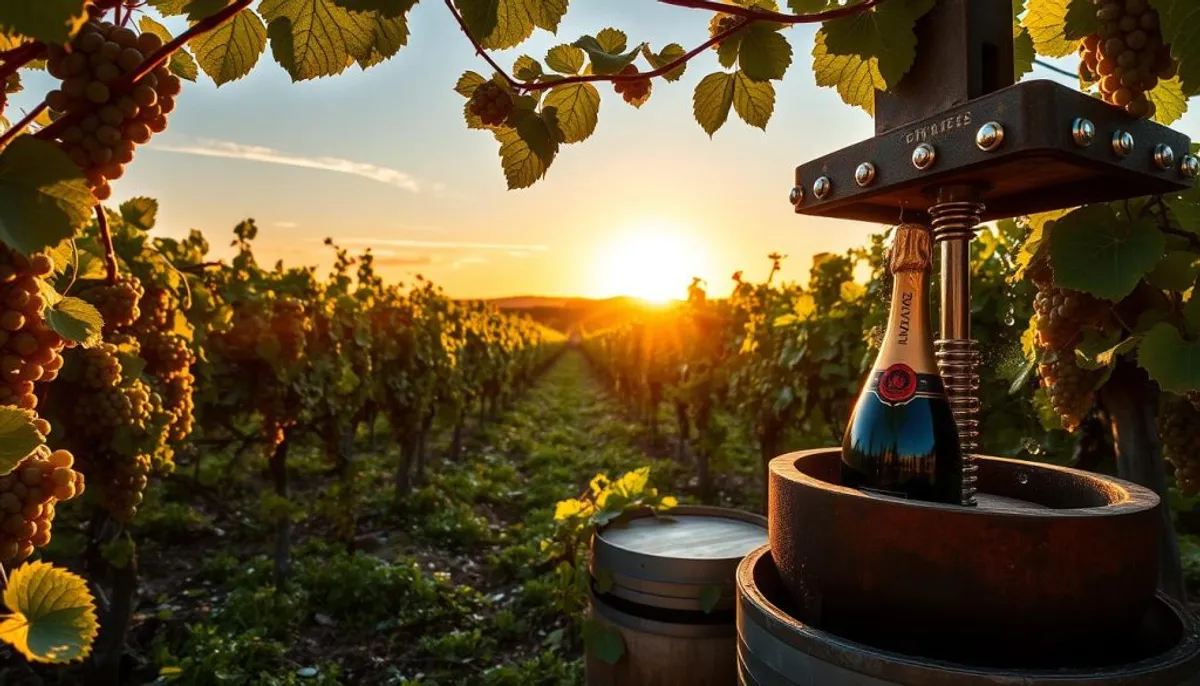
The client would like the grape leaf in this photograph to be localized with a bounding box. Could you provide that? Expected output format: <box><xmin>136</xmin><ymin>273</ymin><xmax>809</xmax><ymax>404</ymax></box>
<box><xmin>494</xmin><ymin>112</ymin><xmax>558</xmax><ymax>190</ymax></box>
<box><xmin>545</xmin><ymin>45</ymin><xmax>584</xmax><ymax>75</ymax></box>
<box><xmin>572</xmin><ymin>36</ymin><xmax>642</xmax><ymax>76</ymax></box>
<box><xmin>716</xmin><ymin>17</ymin><xmax>745</xmax><ymax>70</ymax></box>
<box><xmin>641</xmin><ymin>43</ymin><xmax>686</xmax><ymax>82</ymax></box>
<box><xmin>542</xmin><ymin>83</ymin><xmax>599</xmax><ymax>144</ymax></box>
<box><xmin>1074</xmin><ymin>330</ymin><xmax>1137</xmax><ymax>370</ymax></box>
<box><xmin>732</xmin><ymin>70</ymin><xmax>775</xmax><ymax>129</ymax></box>
<box><xmin>0</xmin><ymin>561</ymin><xmax>98</xmax><ymax>664</ymax></box>
<box><xmin>739</xmin><ymin>24</ymin><xmax>792</xmax><ymax>82</ymax></box>
<box><xmin>1014</xmin><ymin>25</ymin><xmax>1035</xmax><ymax>79</ymax></box>
<box><xmin>0</xmin><ymin>0</ymin><xmax>88</xmax><ymax>44</ymax></box>
<box><xmin>455</xmin><ymin>71</ymin><xmax>487</xmax><ymax>97</ymax></box>
<box><xmin>138</xmin><ymin>16</ymin><xmax>200</xmax><ymax>82</ymax></box>
<box><xmin>46</xmin><ymin>297</ymin><xmax>103</xmax><ymax>348</ymax></box>
<box><xmin>188</xmin><ymin>9</ymin><xmax>268</xmax><ymax>85</ymax></box>
<box><xmin>1148</xmin><ymin>76</ymin><xmax>1189</xmax><ymax>125</ymax></box>
<box><xmin>1145</xmin><ymin>250</ymin><xmax>1200</xmax><ymax>291</ymax></box>
<box><xmin>819</xmin><ymin>0</ymin><xmax>934</xmax><ymax>93</ymax></box>
<box><xmin>1150</xmin><ymin>0</ymin><xmax>1200</xmax><ymax>96</ymax></box>
<box><xmin>356</xmin><ymin>12</ymin><xmax>408</xmax><ymax>68</ymax></box>
<box><xmin>1139</xmin><ymin>323</ymin><xmax>1200</xmax><ymax>393</ymax></box>
<box><xmin>0</xmin><ymin>137</ymin><xmax>93</xmax><ymax>256</ymax></box>
<box><xmin>120</xmin><ymin>197</ymin><xmax>158</xmax><ymax>231</ymax></box>
<box><xmin>0</xmin><ymin>407</ymin><xmax>42</xmax><ymax>477</ymax></box>
<box><xmin>183</xmin><ymin>0</ymin><xmax>231</xmax><ymax>21</ymax></box>
<box><xmin>531</xmin><ymin>0</ymin><xmax>567</xmax><ymax>33</ymax></box>
<box><xmin>693</xmin><ymin>72</ymin><xmax>735</xmax><ymax>137</ymax></box>
<box><xmin>513</xmin><ymin>55</ymin><xmax>542</xmax><ymax>81</ymax></box>
<box><xmin>581</xmin><ymin>618</ymin><xmax>624</xmax><ymax>666</ymax></box>
<box><xmin>332</xmin><ymin>0</ymin><xmax>416</xmax><ymax>16</ymax></box>
<box><xmin>595</xmin><ymin>28</ymin><xmax>627</xmax><ymax>54</ymax></box>
<box><xmin>811</xmin><ymin>29</ymin><xmax>881</xmax><ymax>113</ymax></box>
<box><xmin>260</xmin><ymin>0</ymin><xmax>376</xmax><ymax>80</ymax></box>
<box><xmin>454</xmin><ymin>0</ymin><xmax>537</xmax><ymax>51</ymax></box>
<box><xmin>790</xmin><ymin>0</ymin><xmax>832</xmax><ymax>11</ymax></box>
<box><xmin>1022</xmin><ymin>0</ymin><xmax>1095</xmax><ymax>58</ymax></box>
<box><xmin>1048</xmin><ymin>204</ymin><xmax>1164</xmax><ymax>301</ymax></box>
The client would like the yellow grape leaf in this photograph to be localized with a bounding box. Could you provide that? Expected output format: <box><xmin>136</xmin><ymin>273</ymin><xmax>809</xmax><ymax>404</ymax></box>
<box><xmin>811</xmin><ymin>29</ymin><xmax>882</xmax><ymax>114</ymax></box>
<box><xmin>0</xmin><ymin>561</ymin><xmax>98</xmax><ymax>664</ymax></box>
<box><xmin>1148</xmin><ymin>76</ymin><xmax>1188</xmax><ymax>126</ymax></box>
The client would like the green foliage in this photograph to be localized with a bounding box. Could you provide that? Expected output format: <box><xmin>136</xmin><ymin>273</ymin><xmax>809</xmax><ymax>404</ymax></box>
<box><xmin>188</xmin><ymin>9</ymin><xmax>269</xmax><ymax>85</ymax></box>
<box><xmin>1021</xmin><ymin>0</ymin><xmax>1094</xmax><ymax>57</ymax></box>
<box><xmin>1048</xmin><ymin>204</ymin><xmax>1164</xmax><ymax>302</ymax></box>
<box><xmin>0</xmin><ymin>0</ymin><xmax>88</xmax><ymax>44</ymax></box>
<box><xmin>0</xmin><ymin>407</ymin><xmax>44</xmax><ymax>477</ymax></box>
<box><xmin>1150</xmin><ymin>0</ymin><xmax>1200</xmax><ymax>96</ymax></box>
<box><xmin>0</xmin><ymin>561</ymin><xmax>98</xmax><ymax>664</ymax></box>
<box><xmin>0</xmin><ymin>137</ymin><xmax>93</xmax><ymax>257</ymax></box>
<box><xmin>45</xmin><ymin>296</ymin><xmax>104</xmax><ymax>347</ymax></box>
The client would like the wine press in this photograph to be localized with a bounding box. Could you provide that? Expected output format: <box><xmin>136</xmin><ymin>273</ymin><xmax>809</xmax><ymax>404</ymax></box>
<box><xmin>754</xmin><ymin>0</ymin><xmax>1200</xmax><ymax>682</ymax></box>
<box><xmin>789</xmin><ymin>0</ymin><xmax>1195</xmax><ymax>507</ymax></box>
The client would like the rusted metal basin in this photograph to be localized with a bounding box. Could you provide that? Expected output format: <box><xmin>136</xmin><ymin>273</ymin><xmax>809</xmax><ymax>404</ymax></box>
<box><xmin>737</xmin><ymin>545</ymin><xmax>1200</xmax><ymax>685</ymax></box>
<box><xmin>768</xmin><ymin>449</ymin><xmax>1161</xmax><ymax>664</ymax></box>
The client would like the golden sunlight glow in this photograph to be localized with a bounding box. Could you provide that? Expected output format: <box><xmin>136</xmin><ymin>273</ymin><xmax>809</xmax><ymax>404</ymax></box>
<box><xmin>592</xmin><ymin>223</ymin><xmax>709</xmax><ymax>303</ymax></box>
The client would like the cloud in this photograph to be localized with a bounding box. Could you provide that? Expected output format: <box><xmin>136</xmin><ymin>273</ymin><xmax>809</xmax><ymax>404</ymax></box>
<box><xmin>148</xmin><ymin>138</ymin><xmax>423</xmax><ymax>193</ymax></box>
<box><xmin>373</xmin><ymin>253</ymin><xmax>435</xmax><ymax>267</ymax></box>
<box><xmin>340</xmin><ymin>238</ymin><xmax>549</xmax><ymax>252</ymax></box>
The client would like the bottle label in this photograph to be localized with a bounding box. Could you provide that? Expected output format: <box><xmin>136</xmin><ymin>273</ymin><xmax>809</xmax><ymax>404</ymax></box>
<box><xmin>870</xmin><ymin>363</ymin><xmax>944</xmax><ymax>406</ymax></box>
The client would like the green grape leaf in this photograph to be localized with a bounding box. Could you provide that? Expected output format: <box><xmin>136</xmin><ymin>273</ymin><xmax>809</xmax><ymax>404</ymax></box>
<box><xmin>818</xmin><ymin>0</ymin><xmax>934</xmax><ymax>104</ymax></box>
<box><xmin>1151</xmin><ymin>0</ymin><xmax>1200</xmax><ymax>96</ymax></box>
<box><xmin>513</xmin><ymin>55</ymin><xmax>543</xmax><ymax>81</ymax></box>
<box><xmin>0</xmin><ymin>407</ymin><xmax>43</xmax><ymax>477</ymax></box>
<box><xmin>187</xmin><ymin>9</ymin><xmax>268</xmax><ymax>85</ymax></box>
<box><xmin>545</xmin><ymin>45</ymin><xmax>584</xmax><ymax>75</ymax></box>
<box><xmin>138</xmin><ymin>16</ymin><xmax>200</xmax><ymax>80</ymax></box>
<box><xmin>1048</xmin><ymin>204</ymin><xmax>1164</xmax><ymax>301</ymax></box>
<box><xmin>1074</xmin><ymin>330</ymin><xmax>1137</xmax><ymax>370</ymax></box>
<box><xmin>455</xmin><ymin>70</ymin><xmax>487</xmax><ymax>97</ymax></box>
<box><xmin>693</xmin><ymin>71</ymin><xmax>735</xmax><ymax>137</ymax></box>
<box><xmin>1022</xmin><ymin>0</ymin><xmax>1096</xmax><ymax>58</ymax></box>
<box><xmin>1145</xmin><ymin>250</ymin><xmax>1200</xmax><ymax>291</ymax></box>
<box><xmin>790</xmin><ymin>0</ymin><xmax>832</xmax><ymax>11</ymax></box>
<box><xmin>1014</xmin><ymin>26</ymin><xmax>1035</xmax><ymax>79</ymax></box>
<box><xmin>739</xmin><ymin>24</ymin><xmax>792</xmax><ymax>82</ymax></box>
<box><xmin>543</xmin><ymin>83</ymin><xmax>599</xmax><ymax>144</ymax></box>
<box><xmin>699</xmin><ymin>585</ymin><xmax>722</xmax><ymax>614</ymax></box>
<box><xmin>356</xmin><ymin>12</ymin><xmax>408</xmax><ymax>68</ymax></box>
<box><xmin>494</xmin><ymin>112</ymin><xmax>559</xmax><ymax>190</ymax></box>
<box><xmin>182</xmin><ymin>0</ymin><xmax>231</xmax><ymax>21</ymax></box>
<box><xmin>1138</xmin><ymin>323</ymin><xmax>1200</xmax><ymax>393</ymax></box>
<box><xmin>46</xmin><ymin>297</ymin><xmax>103</xmax><ymax>348</ymax></box>
<box><xmin>260</xmin><ymin>0</ymin><xmax>375</xmax><ymax>80</ymax></box>
<box><xmin>573</xmin><ymin>35</ymin><xmax>642</xmax><ymax>76</ymax></box>
<box><xmin>1147</xmin><ymin>76</ymin><xmax>1189</xmax><ymax>125</ymax></box>
<box><xmin>0</xmin><ymin>561</ymin><xmax>98</xmax><ymax>664</ymax></box>
<box><xmin>332</xmin><ymin>0</ymin><xmax>416</xmax><ymax>16</ymax></box>
<box><xmin>120</xmin><ymin>197</ymin><xmax>158</xmax><ymax>232</ymax></box>
<box><xmin>0</xmin><ymin>137</ymin><xmax>93</xmax><ymax>256</ymax></box>
<box><xmin>717</xmin><ymin>28</ymin><xmax>744</xmax><ymax>69</ymax></box>
<box><xmin>595</xmin><ymin>28</ymin><xmax>627</xmax><ymax>54</ymax></box>
<box><xmin>641</xmin><ymin>43</ymin><xmax>686</xmax><ymax>82</ymax></box>
<box><xmin>455</xmin><ymin>0</ymin><xmax>537</xmax><ymax>51</ymax></box>
<box><xmin>1185</xmin><ymin>284</ymin><xmax>1200</xmax><ymax>335</ymax></box>
<box><xmin>531</xmin><ymin>0</ymin><xmax>567</xmax><ymax>33</ymax></box>
<box><xmin>0</xmin><ymin>0</ymin><xmax>88</xmax><ymax>44</ymax></box>
<box><xmin>581</xmin><ymin>618</ymin><xmax>625</xmax><ymax>666</ymax></box>
<box><xmin>732</xmin><ymin>70</ymin><xmax>775</xmax><ymax>129</ymax></box>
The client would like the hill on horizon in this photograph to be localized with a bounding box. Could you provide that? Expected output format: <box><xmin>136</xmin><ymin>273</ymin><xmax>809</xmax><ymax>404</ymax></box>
<box><xmin>480</xmin><ymin>295</ymin><xmax>673</xmax><ymax>334</ymax></box>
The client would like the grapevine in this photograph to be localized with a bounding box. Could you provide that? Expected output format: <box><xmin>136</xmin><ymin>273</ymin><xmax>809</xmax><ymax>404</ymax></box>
<box><xmin>1077</xmin><ymin>0</ymin><xmax>1178</xmax><ymax>119</ymax></box>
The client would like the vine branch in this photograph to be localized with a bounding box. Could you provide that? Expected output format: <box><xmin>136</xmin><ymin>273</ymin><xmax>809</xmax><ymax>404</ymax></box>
<box><xmin>0</xmin><ymin>102</ymin><xmax>48</xmax><ymax>150</ymax></box>
<box><xmin>444</xmin><ymin>0</ymin><xmax>887</xmax><ymax>93</ymax></box>
<box><xmin>0</xmin><ymin>42</ymin><xmax>45</xmax><ymax>81</ymax></box>
<box><xmin>95</xmin><ymin>205</ymin><xmax>119</xmax><ymax>285</ymax></box>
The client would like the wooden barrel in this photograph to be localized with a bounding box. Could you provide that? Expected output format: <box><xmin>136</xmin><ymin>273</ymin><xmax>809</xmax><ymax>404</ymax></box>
<box><xmin>586</xmin><ymin>505</ymin><xmax>768</xmax><ymax>686</ymax></box>
<box><xmin>768</xmin><ymin>449</ymin><xmax>1161</xmax><ymax>664</ymax></box>
<box><xmin>737</xmin><ymin>545</ymin><xmax>1200</xmax><ymax>686</ymax></box>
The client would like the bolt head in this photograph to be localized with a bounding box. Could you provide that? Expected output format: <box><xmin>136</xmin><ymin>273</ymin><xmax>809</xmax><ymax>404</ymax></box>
<box><xmin>1072</xmin><ymin>118</ymin><xmax>1095</xmax><ymax>147</ymax></box>
<box><xmin>975</xmin><ymin>122</ymin><xmax>1004</xmax><ymax>151</ymax></box>
<box><xmin>1112</xmin><ymin>130</ymin><xmax>1135</xmax><ymax>157</ymax></box>
<box><xmin>813</xmin><ymin>176</ymin><xmax>832</xmax><ymax>200</ymax></box>
<box><xmin>912</xmin><ymin>143</ymin><xmax>936</xmax><ymax>170</ymax></box>
<box><xmin>854</xmin><ymin>162</ymin><xmax>876</xmax><ymax>187</ymax></box>
<box><xmin>1182</xmin><ymin>154</ymin><xmax>1200</xmax><ymax>179</ymax></box>
<box><xmin>1153</xmin><ymin>143</ymin><xmax>1176</xmax><ymax>170</ymax></box>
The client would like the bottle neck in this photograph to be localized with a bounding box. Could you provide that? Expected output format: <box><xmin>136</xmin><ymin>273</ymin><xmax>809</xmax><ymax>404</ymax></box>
<box><xmin>875</xmin><ymin>269</ymin><xmax>937</xmax><ymax>373</ymax></box>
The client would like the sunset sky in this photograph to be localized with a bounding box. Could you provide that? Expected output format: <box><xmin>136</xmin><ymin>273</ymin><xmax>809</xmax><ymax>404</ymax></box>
<box><xmin>13</xmin><ymin>3</ymin><xmax>1200</xmax><ymax>300</ymax></box>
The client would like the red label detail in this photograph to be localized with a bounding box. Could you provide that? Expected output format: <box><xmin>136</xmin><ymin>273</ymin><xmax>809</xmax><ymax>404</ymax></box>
<box><xmin>878</xmin><ymin>363</ymin><xmax>917</xmax><ymax>403</ymax></box>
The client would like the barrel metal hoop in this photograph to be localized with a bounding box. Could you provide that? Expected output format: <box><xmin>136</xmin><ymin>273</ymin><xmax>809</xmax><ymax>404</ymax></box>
<box><xmin>591</xmin><ymin>588</ymin><xmax>737</xmax><ymax>639</ymax></box>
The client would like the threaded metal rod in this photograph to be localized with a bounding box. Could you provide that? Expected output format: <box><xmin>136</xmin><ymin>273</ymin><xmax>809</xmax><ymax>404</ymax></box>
<box><xmin>928</xmin><ymin>189</ymin><xmax>985</xmax><ymax>507</ymax></box>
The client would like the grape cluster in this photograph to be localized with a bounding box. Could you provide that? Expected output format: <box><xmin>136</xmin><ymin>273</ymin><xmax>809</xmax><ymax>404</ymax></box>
<box><xmin>1160</xmin><ymin>396</ymin><xmax>1200</xmax><ymax>495</ymax></box>
<box><xmin>1038</xmin><ymin>352</ymin><xmax>1102</xmax><ymax>432</ymax></box>
<box><xmin>45</xmin><ymin>20</ymin><xmax>181</xmax><ymax>200</ymax></box>
<box><xmin>1078</xmin><ymin>0</ymin><xmax>1178</xmax><ymax>119</ymax></box>
<box><xmin>93</xmin><ymin>452</ymin><xmax>150</xmax><ymax>522</ymax></box>
<box><xmin>0</xmin><ymin>250</ymin><xmax>67</xmax><ymax>409</ymax></box>
<box><xmin>469</xmin><ymin>82</ymin><xmax>514</xmax><ymax>127</ymax></box>
<box><xmin>0</xmin><ymin>449</ymin><xmax>83</xmax><ymax>563</ymax></box>
<box><xmin>81</xmin><ymin>276</ymin><xmax>143</xmax><ymax>330</ymax></box>
<box><xmin>1032</xmin><ymin>282</ymin><xmax>1109</xmax><ymax>351</ymax></box>
<box><xmin>613</xmin><ymin>65</ymin><xmax>651</xmax><ymax>105</ymax></box>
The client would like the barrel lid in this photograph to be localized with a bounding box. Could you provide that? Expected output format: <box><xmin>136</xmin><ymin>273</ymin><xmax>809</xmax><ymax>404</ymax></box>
<box><xmin>590</xmin><ymin>506</ymin><xmax>766</xmax><ymax>610</ymax></box>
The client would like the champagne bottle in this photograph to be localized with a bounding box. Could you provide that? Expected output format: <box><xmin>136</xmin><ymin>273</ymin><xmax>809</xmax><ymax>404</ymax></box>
<box><xmin>841</xmin><ymin>223</ymin><xmax>964</xmax><ymax>504</ymax></box>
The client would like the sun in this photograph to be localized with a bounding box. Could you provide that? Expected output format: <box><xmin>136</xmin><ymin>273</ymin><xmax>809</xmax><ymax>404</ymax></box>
<box><xmin>593</xmin><ymin>224</ymin><xmax>708</xmax><ymax>303</ymax></box>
